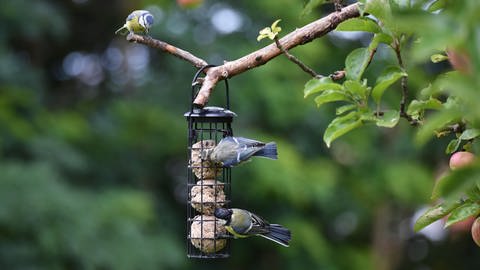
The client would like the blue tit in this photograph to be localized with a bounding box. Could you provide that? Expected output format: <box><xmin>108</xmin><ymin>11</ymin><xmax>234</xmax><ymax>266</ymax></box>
<box><xmin>203</xmin><ymin>136</ymin><xmax>277</xmax><ymax>167</ymax></box>
<box><xmin>115</xmin><ymin>10</ymin><xmax>154</xmax><ymax>35</ymax></box>
<box><xmin>214</xmin><ymin>208</ymin><xmax>291</xmax><ymax>247</ymax></box>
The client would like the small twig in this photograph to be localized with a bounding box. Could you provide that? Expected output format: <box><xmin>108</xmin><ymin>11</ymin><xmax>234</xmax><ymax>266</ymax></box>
<box><xmin>393</xmin><ymin>38</ymin><xmax>416</xmax><ymax>125</ymax></box>
<box><xmin>274</xmin><ymin>37</ymin><xmax>323</xmax><ymax>79</ymax></box>
<box><xmin>126</xmin><ymin>34</ymin><xmax>208</xmax><ymax>68</ymax></box>
<box><xmin>367</xmin><ymin>48</ymin><xmax>377</xmax><ymax>68</ymax></box>
<box><xmin>437</xmin><ymin>122</ymin><xmax>466</xmax><ymax>135</ymax></box>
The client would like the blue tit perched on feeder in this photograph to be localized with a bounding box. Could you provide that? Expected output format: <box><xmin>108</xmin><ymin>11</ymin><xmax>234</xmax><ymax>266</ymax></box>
<box><xmin>214</xmin><ymin>208</ymin><xmax>291</xmax><ymax>247</ymax></box>
<box><xmin>115</xmin><ymin>10</ymin><xmax>154</xmax><ymax>35</ymax></box>
<box><xmin>202</xmin><ymin>136</ymin><xmax>277</xmax><ymax>167</ymax></box>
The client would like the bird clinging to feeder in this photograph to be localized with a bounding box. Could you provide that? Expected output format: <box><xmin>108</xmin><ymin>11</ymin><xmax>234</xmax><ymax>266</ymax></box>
<box><xmin>214</xmin><ymin>208</ymin><xmax>291</xmax><ymax>247</ymax></box>
<box><xmin>202</xmin><ymin>136</ymin><xmax>278</xmax><ymax>167</ymax></box>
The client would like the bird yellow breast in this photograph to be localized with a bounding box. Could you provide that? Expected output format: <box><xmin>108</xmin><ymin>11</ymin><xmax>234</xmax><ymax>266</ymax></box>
<box><xmin>126</xmin><ymin>17</ymin><xmax>147</xmax><ymax>34</ymax></box>
<box><xmin>225</xmin><ymin>225</ymin><xmax>249</xmax><ymax>239</ymax></box>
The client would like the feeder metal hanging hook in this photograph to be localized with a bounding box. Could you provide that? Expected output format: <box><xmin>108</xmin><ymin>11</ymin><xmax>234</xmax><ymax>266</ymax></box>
<box><xmin>190</xmin><ymin>65</ymin><xmax>230</xmax><ymax>112</ymax></box>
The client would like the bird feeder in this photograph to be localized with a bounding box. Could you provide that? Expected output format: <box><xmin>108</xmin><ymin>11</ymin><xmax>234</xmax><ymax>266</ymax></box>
<box><xmin>185</xmin><ymin>66</ymin><xmax>236</xmax><ymax>258</ymax></box>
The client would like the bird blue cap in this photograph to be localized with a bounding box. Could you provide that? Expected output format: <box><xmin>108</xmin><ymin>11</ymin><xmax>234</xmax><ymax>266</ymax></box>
<box><xmin>214</xmin><ymin>208</ymin><xmax>232</xmax><ymax>220</ymax></box>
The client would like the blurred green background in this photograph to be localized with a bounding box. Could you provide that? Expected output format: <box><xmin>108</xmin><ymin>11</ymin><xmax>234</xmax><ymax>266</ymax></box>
<box><xmin>0</xmin><ymin>0</ymin><xmax>478</xmax><ymax>269</ymax></box>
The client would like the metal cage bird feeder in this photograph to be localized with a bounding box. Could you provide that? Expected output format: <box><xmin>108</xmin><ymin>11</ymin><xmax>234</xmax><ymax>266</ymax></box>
<box><xmin>185</xmin><ymin>66</ymin><xmax>236</xmax><ymax>259</ymax></box>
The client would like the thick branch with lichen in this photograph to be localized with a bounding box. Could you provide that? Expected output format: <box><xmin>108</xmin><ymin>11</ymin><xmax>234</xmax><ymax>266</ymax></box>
<box><xmin>127</xmin><ymin>2</ymin><xmax>360</xmax><ymax>107</ymax></box>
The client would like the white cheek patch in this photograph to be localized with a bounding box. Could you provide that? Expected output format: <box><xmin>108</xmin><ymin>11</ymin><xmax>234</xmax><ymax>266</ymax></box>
<box><xmin>139</xmin><ymin>13</ymin><xmax>154</xmax><ymax>30</ymax></box>
<box><xmin>138</xmin><ymin>15</ymin><xmax>146</xmax><ymax>28</ymax></box>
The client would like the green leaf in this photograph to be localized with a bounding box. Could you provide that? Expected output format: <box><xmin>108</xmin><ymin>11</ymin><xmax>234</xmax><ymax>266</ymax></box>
<box><xmin>369</xmin><ymin>33</ymin><xmax>393</xmax><ymax>51</ymax></box>
<box><xmin>343</xmin><ymin>80</ymin><xmax>368</xmax><ymax>100</ymax></box>
<box><xmin>443</xmin><ymin>96</ymin><xmax>461</xmax><ymax>110</ymax></box>
<box><xmin>345</xmin><ymin>48</ymin><xmax>370</xmax><ymax>81</ymax></box>
<box><xmin>407</xmin><ymin>98</ymin><xmax>443</xmax><ymax>116</ymax></box>
<box><xmin>427</xmin><ymin>0</ymin><xmax>447</xmax><ymax>12</ymax></box>
<box><xmin>304</xmin><ymin>77</ymin><xmax>343</xmax><ymax>98</ymax></box>
<box><xmin>376</xmin><ymin>110</ymin><xmax>400</xmax><ymax>128</ymax></box>
<box><xmin>336</xmin><ymin>104</ymin><xmax>357</xmax><ymax>115</ymax></box>
<box><xmin>257</xmin><ymin>20</ymin><xmax>282</xmax><ymax>41</ymax></box>
<box><xmin>257</xmin><ymin>27</ymin><xmax>271</xmax><ymax>41</ymax></box>
<box><xmin>270</xmin><ymin>19</ymin><xmax>282</xmax><ymax>34</ymax></box>
<box><xmin>336</xmin><ymin>17</ymin><xmax>381</xmax><ymax>33</ymax></box>
<box><xmin>419</xmin><ymin>84</ymin><xmax>434</xmax><ymax>98</ymax></box>
<box><xmin>431</xmin><ymin>54</ymin><xmax>449</xmax><ymax>63</ymax></box>
<box><xmin>413</xmin><ymin>199</ymin><xmax>464</xmax><ymax>232</ymax></box>
<box><xmin>415</xmin><ymin>109</ymin><xmax>463</xmax><ymax>145</ymax></box>
<box><xmin>324</xmin><ymin>112</ymin><xmax>363</xmax><ymax>147</ymax></box>
<box><xmin>420</xmin><ymin>72</ymin><xmax>458</xmax><ymax>97</ymax></box>
<box><xmin>466</xmin><ymin>186</ymin><xmax>480</xmax><ymax>201</ymax></box>
<box><xmin>301</xmin><ymin>0</ymin><xmax>327</xmax><ymax>17</ymax></box>
<box><xmin>359</xmin><ymin>110</ymin><xmax>377</xmax><ymax>122</ymax></box>
<box><xmin>314</xmin><ymin>90</ymin><xmax>352</xmax><ymax>108</ymax></box>
<box><xmin>363</xmin><ymin>0</ymin><xmax>391</xmax><ymax>23</ymax></box>
<box><xmin>459</xmin><ymin>129</ymin><xmax>480</xmax><ymax>141</ymax></box>
<box><xmin>445</xmin><ymin>202</ymin><xmax>480</xmax><ymax>228</ymax></box>
<box><xmin>446</xmin><ymin>139</ymin><xmax>461</xmax><ymax>154</ymax></box>
<box><xmin>432</xmin><ymin>163</ymin><xmax>480</xmax><ymax>200</ymax></box>
<box><xmin>371</xmin><ymin>66</ymin><xmax>407</xmax><ymax>104</ymax></box>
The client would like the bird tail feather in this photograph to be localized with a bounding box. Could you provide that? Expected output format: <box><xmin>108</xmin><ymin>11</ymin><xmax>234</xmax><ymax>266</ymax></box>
<box><xmin>254</xmin><ymin>142</ymin><xmax>277</xmax><ymax>159</ymax></box>
<box><xmin>260</xmin><ymin>224</ymin><xmax>291</xmax><ymax>247</ymax></box>
<box><xmin>115</xmin><ymin>25</ymin><xmax>129</xmax><ymax>35</ymax></box>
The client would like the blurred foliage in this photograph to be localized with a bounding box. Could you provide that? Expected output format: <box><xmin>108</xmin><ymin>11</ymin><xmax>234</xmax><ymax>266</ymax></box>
<box><xmin>0</xmin><ymin>0</ymin><xmax>479</xmax><ymax>270</ymax></box>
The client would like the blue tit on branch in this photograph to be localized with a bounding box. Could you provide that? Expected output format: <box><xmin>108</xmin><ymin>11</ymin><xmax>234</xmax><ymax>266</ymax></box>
<box><xmin>115</xmin><ymin>10</ymin><xmax>154</xmax><ymax>35</ymax></box>
<box><xmin>202</xmin><ymin>136</ymin><xmax>278</xmax><ymax>167</ymax></box>
<box><xmin>214</xmin><ymin>208</ymin><xmax>291</xmax><ymax>247</ymax></box>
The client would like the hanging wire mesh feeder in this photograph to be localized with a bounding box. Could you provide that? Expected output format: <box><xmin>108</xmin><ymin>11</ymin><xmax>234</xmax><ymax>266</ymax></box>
<box><xmin>185</xmin><ymin>65</ymin><xmax>236</xmax><ymax>259</ymax></box>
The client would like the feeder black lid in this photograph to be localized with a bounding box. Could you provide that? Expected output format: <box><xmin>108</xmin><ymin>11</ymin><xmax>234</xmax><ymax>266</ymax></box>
<box><xmin>184</xmin><ymin>106</ymin><xmax>237</xmax><ymax>120</ymax></box>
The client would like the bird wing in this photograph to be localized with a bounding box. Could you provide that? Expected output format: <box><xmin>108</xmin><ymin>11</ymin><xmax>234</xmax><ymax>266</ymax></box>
<box><xmin>234</xmin><ymin>137</ymin><xmax>265</xmax><ymax>147</ymax></box>
<box><xmin>230</xmin><ymin>137</ymin><xmax>266</xmax><ymax>162</ymax></box>
<box><xmin>237</xmin><ymin>144</ymin><xmax>262</xmax><ymax>163</ymax></box>
<box><xmin>246</xmin><ymin>212</ymin><xmax>271</xmax><ymax>235</ymax></box>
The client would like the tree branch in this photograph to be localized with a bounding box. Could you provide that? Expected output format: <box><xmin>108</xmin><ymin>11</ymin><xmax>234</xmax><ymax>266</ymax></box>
<box><xmin>127</xmin><ymin>2</ymin><xmax>360</xmax><ymax>107</ymax></box>
<box><xmin>274</xmin><ymin>37</ymin><xmax>322</xmax><ymax>78</ymax></box>
<box><xmin>126</xmin><ymin>35</ymin><xmax>208</xmax><ymax>68</ymax></box>
<box><xmin>393</xmin><ymin>38</ymin><xmax>418</xmax><ymax>125</ymax></box>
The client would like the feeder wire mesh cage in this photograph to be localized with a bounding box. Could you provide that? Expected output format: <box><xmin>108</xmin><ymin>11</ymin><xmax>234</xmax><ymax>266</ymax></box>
<box><xmin>185</xmin><ymin>65</ymin><xmax>236</xmax><ymax>258</ymax></box>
